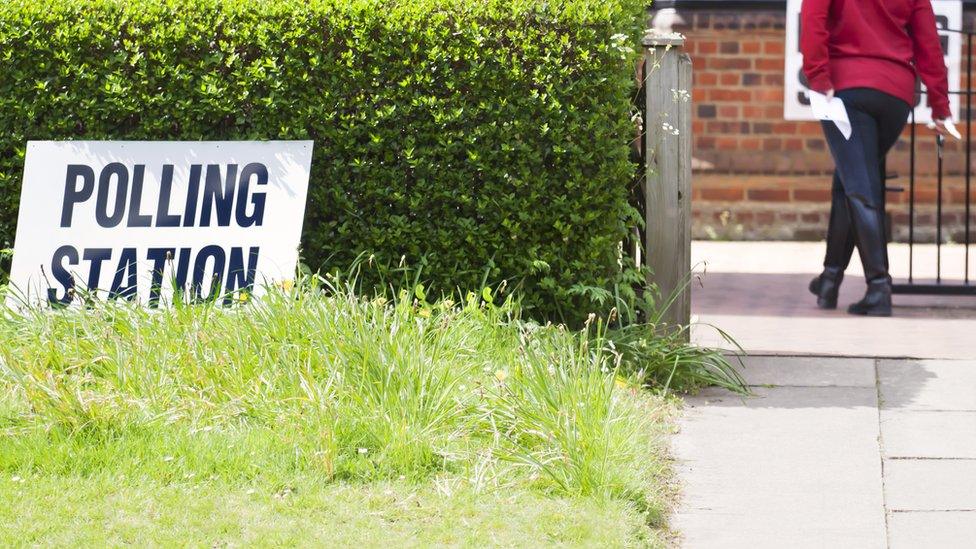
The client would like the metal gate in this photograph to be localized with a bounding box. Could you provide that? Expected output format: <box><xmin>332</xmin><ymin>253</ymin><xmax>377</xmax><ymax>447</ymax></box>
<box><xmin>890</xmin><ymin>27</ymin><xmax>976</xmax><ymax>296</ymax></box>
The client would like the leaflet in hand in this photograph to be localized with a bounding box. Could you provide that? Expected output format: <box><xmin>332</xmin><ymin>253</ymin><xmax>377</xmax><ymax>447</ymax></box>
<box><xmin>808</xmin><ymin>90</ymin><xmax>852</xmax><ymax>140</ymax></box>
<box><xmin>943</xmin><ymin>119</ymin><xmax>962</xmax><ymax>140</ymax></box>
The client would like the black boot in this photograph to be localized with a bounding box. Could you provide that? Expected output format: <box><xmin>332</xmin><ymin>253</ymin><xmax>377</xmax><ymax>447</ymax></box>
<box><xmin>823</xmin><ymin>173</ymin><xmax>856</xmax><ymax>270</ymax></box>
<box><xmin>845</xmin><ymin>196</ymin><xmax>894</xmax><ymax>316</ymax></box>
<box><xmin>809</xmin><ymin>267</ymin><xmax>844</xmax><ymax>309</ymax></box>
<box><xmin>848</xmin><ymin>279</ymin><xmax>892</xmax><ymax>316</ymax></box>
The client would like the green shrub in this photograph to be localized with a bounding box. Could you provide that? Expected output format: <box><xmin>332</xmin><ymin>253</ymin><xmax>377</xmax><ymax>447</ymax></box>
<box><xmin>0</xmin><ymin>0</ymin><xmax>645</xmax><ymax>322</ymax></box>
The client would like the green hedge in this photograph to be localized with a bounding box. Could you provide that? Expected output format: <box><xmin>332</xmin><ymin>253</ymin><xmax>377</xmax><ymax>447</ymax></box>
<box><xmin>0</xmin><ymin>0</ymin><xmax>645</xmax><ymax>321</ymax></box>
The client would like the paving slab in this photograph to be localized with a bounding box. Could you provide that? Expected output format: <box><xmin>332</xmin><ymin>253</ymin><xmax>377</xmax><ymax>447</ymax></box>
<box><xmin>690</xmin><ymin>241</ymin><xmax>976</xmax><ymax>359</ymax></box>
<box><xmin>737</xmin><ymin>355</ymin><xmax>875</xmax><ymax>387</ymax></box>
<box><xmin>692</xmin><ymin>313</ymin><xmax>976</xmax><ymax>359</ymax></box>
<box><xmin>878</xmin><ymin>360</ymin><xmax>976</xmax><ymax>411</ymax></box>
<box><xmin>884</xmin><ymin>459</ymin><xmax>976</xmax><ymax>511</ymax></box>
<box><xmin>881</xmin><ymin>410</ymin><xmax>976</xmax><ymax>459</ymax></box>
<box><xmin>888</xmin><ymin>511</ymin><xmax>976</xmax><ymax>549</ymax></box>
<box><xmin>673</xmin><ymin>384</ymin><xmax>885</xmax><ymax>548</ymax></box>
<box><xmin>691</xmin><ymin>240</ymin><xmax>976</xmax><ymax>282</ymax></box>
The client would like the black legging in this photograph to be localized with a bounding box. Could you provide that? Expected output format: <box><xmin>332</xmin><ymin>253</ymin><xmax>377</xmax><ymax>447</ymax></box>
<box><xmin>821</xmin><ymin>88</ymin><xmax>911</xmax><ymax>284</ymax></box>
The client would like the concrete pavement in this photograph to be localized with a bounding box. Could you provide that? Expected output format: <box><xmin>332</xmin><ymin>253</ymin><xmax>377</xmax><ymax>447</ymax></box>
<box><xmin>674</xmin><ymin>241</ymin><xmax>976</xmax><ymax>547</ymax></box>
<box><xmin>689</xmin><ymin>241</ymin><xmax>976</xmax><ymax>359</ymax></box>
<box><xmin>674</xmin><ymin>356</ymin><xmax>976</xmax><ymax>548</ymax></box>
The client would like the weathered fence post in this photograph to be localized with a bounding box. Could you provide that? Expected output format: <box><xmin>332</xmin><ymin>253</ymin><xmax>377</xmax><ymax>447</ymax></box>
<box><xmin>643</xmin><ymin>32</ymin><xmax>692</xmax><ymax>335</ymax></box>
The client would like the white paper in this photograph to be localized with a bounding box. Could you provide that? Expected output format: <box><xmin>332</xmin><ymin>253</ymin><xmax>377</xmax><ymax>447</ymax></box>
<box><xmin>925</xmin><ymin>118</ymin><xmax>962</xmax><ymax>140</ymax></box>
<box><xmin>808</xmin><ymin>91</ymin><xmax>852</xmax><ymax>140</ymax></box>
<box><xmin>944</xmin><ymin>119</ymin><xmax>962</xmax><ymax>140</ymax></box>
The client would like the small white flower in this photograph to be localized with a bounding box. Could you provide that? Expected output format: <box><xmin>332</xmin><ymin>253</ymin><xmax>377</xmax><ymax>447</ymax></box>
<box><xmin>357</xmin><ymin>447</ymin><xmax>369</xmax><ymax>455</ymax></box>
<box><xmin>162</xmin><ymin>456</ymin><xmax>174</xmax><ymax>462</ymax></box>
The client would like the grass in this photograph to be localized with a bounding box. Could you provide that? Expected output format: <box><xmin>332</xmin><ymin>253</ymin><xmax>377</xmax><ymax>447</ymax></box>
<box><xmin>0</xmin><ymin>275</ymin><xmax>738</xmax><ymax>546</ymax></box>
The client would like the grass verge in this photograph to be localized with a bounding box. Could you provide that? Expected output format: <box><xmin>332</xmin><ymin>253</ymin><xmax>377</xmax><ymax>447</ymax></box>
<box><xmin>0</xmin><ymin>277</ymin><xmax>732</xmax><ymax>546</ymax></box>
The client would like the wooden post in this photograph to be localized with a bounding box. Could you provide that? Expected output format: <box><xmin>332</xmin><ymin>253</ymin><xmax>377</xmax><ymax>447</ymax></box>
<box><xmin>643</xmin><ymin>33</ymin><xmax>692</xmax><ymax>335</ymax></box>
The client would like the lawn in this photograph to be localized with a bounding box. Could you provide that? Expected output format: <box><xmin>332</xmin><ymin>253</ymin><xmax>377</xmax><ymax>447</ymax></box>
<box><xmin>0</xmin><ymin>278</ymin><xmax>733</xmax><ymax>546</ymax></box>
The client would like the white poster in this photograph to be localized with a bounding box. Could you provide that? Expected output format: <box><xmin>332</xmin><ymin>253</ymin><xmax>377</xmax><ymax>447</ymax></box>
<box><xmin>8</xmin><ymin>141</ymin><xmax>313</xmax><ymax>307</ymax></box>
<box><xmin>784</xmin><ymin>0</ymin><xmax>962</xmax><ymax>123</ymax></box>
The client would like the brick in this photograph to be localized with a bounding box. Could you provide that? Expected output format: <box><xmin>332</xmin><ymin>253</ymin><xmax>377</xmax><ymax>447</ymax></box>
<box><xmin>697</xmin><ymin>72</ymin><xmax>718</xmax><ymax>86</ymax></box>
<box><xmin>716</xmin><ymin>137</ymin><xmax>739</xmax><ymax>150</ymax></box>
<box><xmin>743</xmin><ymin>41</ymin><xmax>761</xmax><ymax>54</ymax></box>
<box><xmin>720</xmin><ymin>73</ymin><xmax>740</xmax><ymax>86</ymax></box>
<box><xmin>753</xmin><ymin>122</ymin><xmax>773</xmax><ymax>134</ymax></box>
<box><xmin>764</xmin><ymin>41</ymin><xmax>785</xmax><ymax>55</ymax></box>
<box><xmin>914</xmin><ymin>189</ymin><xmax>938</xmax><ymax>203</ymax></box>
<box><xmin>755</xmin><ymin>88</ymin><xmax>784</xmax><ymax>102</ymax></box>
<box><xmin>705</xmin><ymin>121</ymin><xmax>727</xmax><ymax>133</ymax></box>
<box><xmin>698</xmin><ymin>41</ymin><xmax>718</xmax><ymax>55</ymax></box>
<box><xmin>692</xmin><ymin>120</ymin><xmax>705</xmax><ymax>134</ymax></box>
<box><xmin>697</xmin><ymin>136</ymin><xmax>716</xmax><ymax>149</ymax></box>
<box><xmin>718</xmin><ymin>105</ymin><xmax>739</xmax><ymax>118</ymax></box>
<box><xmin>701</xmin><ymin>187</ymin><xmax>745</xmax><ymax>201</ymax></box>
<box><xmin>772</xmin><ymin>121</ymin><xmax>798</xmax><ymax>134</ymax></box>
<box><xmin>713</xmin><ymin>17</ymin><xmax>742</xmax><ymax>31</ymax></box>
<box><xmin>693</xmin><ymin>88</ymin><xmax>707</xmax><ymax>102</ymax></box>
<box><xmin>763</xmin><ymin>138</ymin><xmax>783</xmax><ymax>151</ymax></box>
<box><xmin>784</xmin><ymin>138</ymin><xmax>804</xmax><ymax>150</ymax></box>
<box><xmin>763</xmin><ymin>73</ymin><xmax>785</xmax><ymax>86</ymax></box>
<box><xmin>798</xmin><ymin>123</ymin><xmax>826</xmax><ymax>136</ymax></box>
<box><xmin>950</xmin><ymin>188</ymin><xmax>976</xmax><ymax>203</ymax></box>
<box><xmin>743</xmin><ymin>73</ymin><xmax>762</xmax><ymax>86</ymax></box>
<box><xmin>755</xmin><ymin>58</ymin><xmax>783</xmax><ymax>71</ymax></box>
<box><xmin>765</xmin><ymin>105</ymin><xmax>784</xmax><ymax>118</ymax></box>
<box><xmin>698</xmin><ymin>104</ymin><xmax>717</xmax><ymax>118</ymax></box>
<box><xmin>740</xmin><ymin>138</ymin><xmax>762</xmax><ymax>150</ymax></box>
<box><xmin>748</xmin><ymin>189</ymin><xmax>790</xmax><ymax>201</ymax></box>
<box><xmin>755</xmin><ymin>211</ymin><xmax>776</xmax><ymax>223</ymax></box>
<box><xmin>806</xmin><ymin>139</ymin><xmax>826</xmax><ymax>151</ymax></box>
<box><xmin>704</xmin><ymin>121</ymin><xmax>750</xmax><ymax>134</ymax></box>
<box><xmin>743</xmin><ymin>106</ymin><xmax>764</xmax><ymax>118</ymax></box>
<box><xmin>794</xmin><ymin>189</ymin><xmax>831</xmax><ymax>201</ymax></box>
<box><xmin>780</xmin><ymin>212</ymin><xmax>799</xmax><ymax>222</ymax></box>
<box><xmin>720</xmin><ymin>41</ymin><xmax>740</xmax><ymax>54</ymax></box>
<box><xmin>710</xmin><ymin>88</ymin><xmax>752</xmax><ymax>101</ymax></box>
<box><xmin>801</xmin><ymin>212</ymin><xmax>822</xmax><ymax>223</ymax></box>
<box><xmin>709</xmin><ymin>57</ymin><xmax>751</xmax><ymax>70</ymax></box>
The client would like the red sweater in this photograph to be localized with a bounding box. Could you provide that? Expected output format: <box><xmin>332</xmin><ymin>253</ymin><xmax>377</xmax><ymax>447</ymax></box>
<box><xmin>800</xmin><ymin>0</ymin><xmax>951</xmax><ymax>120</ymax></box>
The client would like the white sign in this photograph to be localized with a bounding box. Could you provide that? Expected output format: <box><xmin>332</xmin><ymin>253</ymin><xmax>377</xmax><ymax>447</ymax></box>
<box><xmin>784</xmin><ymin>0</ymin><xmax>961</xmax><ymax>123</ymax></box>
<box><xmin>8</xmin><ymin>141</ymin><xmax>313</xmax><ymax>307</ymax></box>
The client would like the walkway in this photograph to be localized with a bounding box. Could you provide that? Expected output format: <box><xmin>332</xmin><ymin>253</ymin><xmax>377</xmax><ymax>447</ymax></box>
<box><xmin>690</xmin><ymin>241</ymin><xmax>976</xmax><ymax>359</ymax></box>
<box><xmin>675</xmin><ymin>241</ymin><xmax>976</xmax><ymax>548</ymax></box>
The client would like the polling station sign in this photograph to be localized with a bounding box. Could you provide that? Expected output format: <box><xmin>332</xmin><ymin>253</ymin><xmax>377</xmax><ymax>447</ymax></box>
<box><xmin>784</xmin><ymin>0</ymin><xmax>962</xmax><ymax>124</ymax></box>
<box><xmin>8</xmin><ymin>141</ymin><xmax>313</xmax><ymax>307</ymax></box>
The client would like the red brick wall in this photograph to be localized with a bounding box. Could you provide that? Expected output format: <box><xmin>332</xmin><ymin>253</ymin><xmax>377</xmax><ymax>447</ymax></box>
<box><xmin>676</xmin><ymin>8</ymin><xmax>976</xmax><ymax>243</ymax></box>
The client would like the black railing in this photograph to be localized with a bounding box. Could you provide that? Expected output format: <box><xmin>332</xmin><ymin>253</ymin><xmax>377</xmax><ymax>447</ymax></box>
<box><xmin>891</xmin><ymin>27</ymin><xmax>976</xmax><ymax>295</ymax></box>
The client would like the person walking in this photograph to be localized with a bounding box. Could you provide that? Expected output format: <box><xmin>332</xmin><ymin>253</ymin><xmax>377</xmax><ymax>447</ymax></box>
<box><xmin>801</xmin><ymin>0</ymin><xmax>952</xmax><ymax>316</ymax></box>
